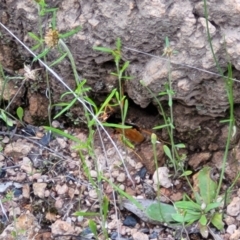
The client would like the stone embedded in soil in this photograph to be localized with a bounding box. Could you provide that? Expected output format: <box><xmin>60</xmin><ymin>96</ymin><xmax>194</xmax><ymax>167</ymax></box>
<box><xmin>117</xmin><ymin>172</ymin><xmax>126</xmax><ymax>183</ymax></box>
<box><xmin>22</xmin><ymin>184</ymin><xmax>30</xmax><ymax>198</ymax></box>
<box><xmin>230</xmin><ymin>229</ymin><xmax>240</xmax><ymax>240</ymax></box>
<box><xmin>0</xmin><ymin>212</ymin><xmax>40</xmax><ymax>239</ymax></box>
<box><xmin>123</xmin><ymin>215</ymin><xmax>138</xmax><ymax>227</ymax></box>
<box><xmin>90</xmin><ymin>170</ymin><xmax>98</xmax><ymax>178</ymax></box>
<box><xmin>20</xmin><ymin>157</ymin><xmax>35</xmax><ymax>174</ymax></box>
<box><xmin>51</xmin><ymin>220</ymin><xmax>77</xmax><ymax>237</ymax></box>
<box><xmin>227</xmin><ymin>225</ymin><xmax>237</xmax><ymax>234</ymax></box>
<box><xmin>188</xmin><ymin>152</ymin><xmax>212</xmax><ymax>169</ymax></box>
<box><xmin>88</xmin><ymin>189</ymin><xmax>98</xmax><ymax>199</ymax></box>
<box><xmin>55</xmin><ymin>198</ymin><xmax>64</xmax><ymax>209</ymax></box>
<box><xmin>152</xmin><ymin>167</ymin><xmax>172</xmax><ymax>189</ymax></box>
<box><xmin>132</xmin><ymin>231</ymin><xmax>148</xmax><ymax>240</ymax></box>
<box><xmin>227</xmin><ymin>197</ymin><xmax>240</xmax><ymax>217</ymax></box>
<box><xmin>4</xmin><ymin>141</ymin><xmax>33</xmax><ymax>159</ymax></box>
<box><xmin>56</xmin><ymin>183</ymin><xmax>68</xmax><ymax>195</ymax></box>
<box><xmin>137</xmin><ymin>167</ymin><xmax>147</xmax><ymax>179</ymax></box>
<box><xmin>139</xmin><ymin>142</ymin><xmax>165</xmax><ymax>174</ymax></box>
<box><xmin>33</xmin><ymin>182</ymin><xmax>47</xmax><ymax>198</ymax></box>
<box><xmin>56</xmin><ymin>137</ymin><xmax>67</xmax><ymax>149</ymax></box>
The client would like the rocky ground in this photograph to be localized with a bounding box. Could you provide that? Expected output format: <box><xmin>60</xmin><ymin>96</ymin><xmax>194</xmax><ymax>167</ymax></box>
<box><xmin>0</xmin><ymin>107</ymin><xmax>240</xmax><ymax>240</ymax></box>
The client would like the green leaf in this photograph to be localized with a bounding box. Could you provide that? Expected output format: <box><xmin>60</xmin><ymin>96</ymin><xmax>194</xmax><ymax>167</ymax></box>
<box><xmin>31</xmin><ymin>43</ymin><xmax>41</xmax><ymax>51</ymax></box>
<box><xmin>163</xmin><ymin>145</ymin><xmax>172</xmax><ymax>160</ymax></box>
<box><xmin>171</xmin><ymin>212</ymin><xmax>201</xmax><ymax>224</ymax></box>
<box><xmin>54</xmin><ymin>96</ymin><xmax>78</xmax><ymax>119</ymax></box>
<box><xmin>219</xmin><ymin>119</ymin><xmax>231</xmax><ymax>123</ymax></box>
<box><xmin>174</xmin><ymin>201</ymin><xmax>202</xmax><ymax>211</ymax></box>
<box><xmin>197</xmin><ymin>166</ymin><xmax>217</xmax><ymax>204</ymax></box>
<box><xmin>49</xmin><ymin>53</ymin><xmax>67</xmax><ymax>67</ymax></box>
<box><xmin>44</xmin><ymin>126</ymin><xmax>81</xmax><ymax>143</ymax></box>
<box><xmin>0</xmin><ymin>110</ymin><xmax>13</xmax><ymax>127</ymax></box>
<box><xmin>146</xmin><ymin>202</ymin><xmax>177</xmax><ymax>223</ymax></box>
<box><xmin>211</xmin><ymin>212</ymin><xmax>224</xmax><ymax>230</ymax></box>
<box><xmin>116</xmin><ymin>37</ymin><xmax>121</xmax><ymax>51</ymax></box>
<box><xmin>16</xmin><ymin>107</ymin><xmax>24</xmax><ymax>121</ymax></box>
<box><xmin>153</xmin><ymin>124</ymin><xmax>170</xmax><ymax>130</ymax></box>
<box><xmin>122</xmin><ymin>99</ymin><xmax>128</xmax><ymax>122</ymax></box>
<box><xmin>88</xmin><ymin>219</ymin><xmax>97</xmax><ymax>237</ymax></box>
<box><xmin>103</xmin><ymin>195</ymin><xmax>109</xmax><ymax>221</ymax></box>
<box><xmin>93</xmin><ymin>46</ymin><xmax>113</xmax><ymax>54</ymax></box>
<box><xmin>59</xmin><ymin>26</ymin><xmax>81</xmax><ymax>39</ymax></box>
<box><xmin>28</xmin><ymin>32</ymin><xmax>41</xmax><ymax>42</ymax></box>
<box><xmin>120</xmin><ymin>61</ymin><xmax>130</xmax><ymax>74</ymax></box>
<box><xmin>199</xmin><ymin>214</ymin><xmax>207</xmax><ymax>226</ymax></box>
<box><xmin>205</xmin><ymin>202</ymin><xmax>221</xmax><ymax>212</ymax></box>
<box><xmin>175</xmin><ymin>143</ymin><xmax>185</xmax><ymax>148</ymax></box>
<box><xmin>180</xmin><ymin>171</ymin><xmax>192</xmax><ymax>177</ymax></box>
<box><xmin>165</xmin><ymin>36</ymin><xmax>170</xmax><ymax>47</ymax></box>
<box><xmin>33</xmin><ymin>48</ymin><xmax>50</xmax><ymax>62</ymax></box>
<box><xmin>102</xmin><ymin>123</ymin><xmax>132</xmax><ymax>129</ymax></box>
<box><xmin>74</xmin><ymin>211</ymin><xmax>100</xmax><ymax>217</ymax></box>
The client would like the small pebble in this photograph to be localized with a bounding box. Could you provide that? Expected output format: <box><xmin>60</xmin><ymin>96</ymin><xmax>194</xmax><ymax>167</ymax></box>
<box><xmin>123</xmin><ymin>215</ymin><xmax>137</xmax><ymax>227</ymax></box>
<box><xmin>52</xmin><ymin>120</ymin><xmax>60</xmax><ymax>128</ymax></box>
<box><xmin>90</xmin><ymin>170</ymin><xmax>98</xmax><ymax>178</ymax></box>
<box><xmin>55</xmin><ymin>198</ymin><xmax>64</xmax><ymax>209</ymax></box>
<box><xmin>227</xmin><ymin>224</ymin><xmax>237</xmax><ymax>234</ymax></box>
<box><xmin>56</xmin><ymin>184</ymin><xmax>68</xmax><ymax>195</ymax></box>
<box><xmin>0</xmin><ymin>168</ymin><xmax>6</xmax><ymax>178</ymax></box>
<box><xmin>112</xmin><ymin>170</ymin><xmax>120</xmax><ymax>178</ymax></box>
<box><xmin>2</xmin><ymin>136</ymin><xmax>9</xmax><ymax>143</ymax></box>
<box><xmin>149</xmin><ymin>231</ymin><xmax>159</xmax><ymax>239</ymax></box>
<box><xmin>111</xmin><ymin>232</ymin><xmax>122</xmax><ymax>240</ymax></box>
<box><xmin>13</xmin><ymin>188</ymin><xmax>22</xmax><ymax>197</ymax></box>
<box><xmin>137</xmin><ymin>167</ymin><xmax>147</xmax><ymax>179</ymax></box>
<box><xmin>89</xmin><ymin>189</ymin><xmax>98</xmax><ymax>199</ymax></box>
<box><xmin>117</xmin><ymin>172</ymin><xmax>126</xmax><ymax>183</ymax></box>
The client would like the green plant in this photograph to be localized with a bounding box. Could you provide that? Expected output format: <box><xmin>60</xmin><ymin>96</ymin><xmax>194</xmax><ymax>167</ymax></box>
<box><xmin>93</xmin><ymin>38</ymin><xmax>134</xmax><ymax>146</ymax></box>
<box><xmin>28</xmin><ymin>0</ymin><xmax>81</xmax><ymax>125</ymax></box>
<box><xmin>146</xmin><ymin>167</ymin><xmax>224</xmax><ymax>238</ymax></box>
<box><xmin>141</xmin><ymin>37</ymin><xmax>185</xmax><ymax>174</ymax></box>
<box><xmin>172</xmin><ymin>167</ymin><xmax>224</xmax><ymax>238</ymax></box>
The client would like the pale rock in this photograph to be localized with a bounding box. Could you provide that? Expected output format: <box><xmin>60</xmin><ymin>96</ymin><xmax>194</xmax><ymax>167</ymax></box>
<box><xmin>33</xmin><ymin>182</ymin><xmax>47</xmax><ymax>198</ymax></box>
<box><xmin>230</xmin><ymin>229</ymin><xmax>240</xmax><ymax>240</ymax></box>
<box><xmin>55</xmin><ymin>198</ymin><xmax>64</xmax><ymax>209</ymax></box>
<box><xmin>52</xmin><ymin>120</ymin><xmax>60</xmax><ymax>128</ymax></box>
<box><xmin>9</xmin><ymin>207</ymin><xmax>21</xmax><ymax>217</ymax></box>
<box><xmin>56</xmin><ymin>184</ymin><xmax>68</xmax><ymax>195</ymax></box>
<box><xmin>227</xmin><ymin>197</ymin><xmax>240</xmax><ymax>216</ymax></box>
<box><xmin>56</xmin><ymin>137</ymin><xmax>67</xmax><ymax>149</ymax></box>
<box><xmin>227</xmin><ymin>225</ymin><xmax>237</xmax><ymax>234</ymax></box>
<box><xmin>153</xmin><ymin>167</ymin><xmax>172</xmax><ymax>189</ymax></box>
<box><xmin>21</xmin><ymin>157</ymin><xmax>34</xmax><ymax>174</ymax></box>
<box><xmin>4</xmin><ymin>141</ymin><xmax>33</xmax><ymax>158</ymax></box>
<box><xmin>112</xmin><ymin>170</ymin><xmax>120</xmax><ymax>178</ymax></box>
<box><xmin>44</xmin><ymin>190</ymin><xmax>50</xmax><ymax>197</ymax></box>
<box><xmin>132</xmin><ymin>231</ymin><xmax>149</xmax><ymax>240</ymax></box>
<box><xmin>51</xmin><ymin>220</ymin><xmax>75</xmax><ymax>236</ymax></box>
<box><xmin>0</xmin><ymin>154</ymin><xmax>4</xmax><ymax>161</ymax></box>
<box><xmin>117</xmin><ymin>172</ymin><xmax>126</xmax><ymax>183</ymax></box>
<box><xmin>89</xmin><ymin>189</ymin><xmax>98</xmax><ymax>199</ymax></box>
<box><xmin>2</xmin><ymin>136</ymin><xmax>9</xmax><ymax>143</ymax></box>
<box><xmin>22</xmin><ymin>184</ymin><xmax>30</xmax><ymax>198</ymax></box>
<box><xmin>90</xmin><ymin>170</ymin><xmax>98</xmax><ymax>178</ymax></box>
<box><xmin>225</xmin><ymin>216</ymin><xmax>236</xmax><ymax>226</ymax></box>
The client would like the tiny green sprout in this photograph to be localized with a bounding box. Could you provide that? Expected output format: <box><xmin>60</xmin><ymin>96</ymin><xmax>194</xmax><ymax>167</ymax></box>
<box><xmin>16</xmin><ymin>106</ymin><xmax>24</xmax><ymax>122</ymax></box>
